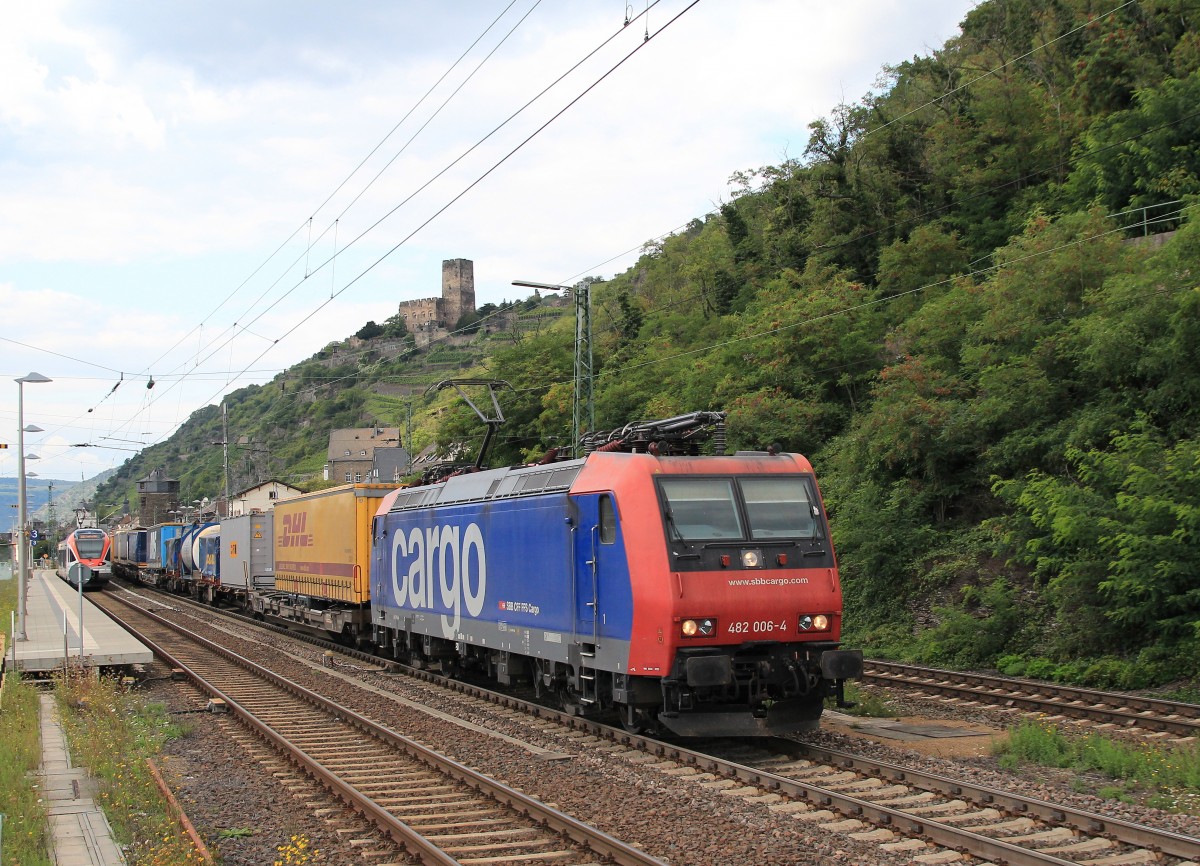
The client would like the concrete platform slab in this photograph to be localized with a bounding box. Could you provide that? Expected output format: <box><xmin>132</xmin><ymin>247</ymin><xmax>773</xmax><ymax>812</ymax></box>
<box><xmin>9</xmin><ymin>570</ymin><xmax>152</xmax><ymax>673</ymax></box>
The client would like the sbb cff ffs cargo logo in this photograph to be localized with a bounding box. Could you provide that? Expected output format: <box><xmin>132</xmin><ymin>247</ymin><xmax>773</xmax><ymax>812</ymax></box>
<box><xmin>278</xmin><ymin>512</ymin><xmax>314</xmax><ymax>548</ymax></box>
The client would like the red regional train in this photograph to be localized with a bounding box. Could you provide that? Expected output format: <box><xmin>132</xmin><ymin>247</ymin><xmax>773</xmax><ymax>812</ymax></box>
<box><xmin>56</xmin><ymin>527</ymin><xmax>113</xmax><ymax>590</ymax></box>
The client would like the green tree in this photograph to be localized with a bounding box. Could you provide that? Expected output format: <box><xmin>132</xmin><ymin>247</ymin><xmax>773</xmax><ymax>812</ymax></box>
<box><xmin>356</xmin><ymin>320</ymin><xmax>383</xmax><ymax>340</ymax></box>
<box><xmin>1067</xmin><ymin>71</ymin><xmax>1200</xmax><ymax>217</ymax></box>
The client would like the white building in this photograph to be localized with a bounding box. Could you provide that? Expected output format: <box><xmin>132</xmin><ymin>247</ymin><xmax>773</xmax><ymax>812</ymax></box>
<box><xmin>227</xmin><ymin>479</ymin><xmax>304</xmax><ymax>517</ymax></box>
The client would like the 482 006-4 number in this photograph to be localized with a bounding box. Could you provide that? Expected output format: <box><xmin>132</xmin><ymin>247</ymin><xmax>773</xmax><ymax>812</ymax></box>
<box><xmin>728</xmin><ymin>620</ymin><xmax>787</xmax><ymax>635</ymax></box>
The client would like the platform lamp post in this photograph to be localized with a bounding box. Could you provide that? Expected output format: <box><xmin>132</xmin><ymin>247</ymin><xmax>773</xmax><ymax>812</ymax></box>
<box><xmin>511</xmin><ymin>279</ymin><xmax>593</xmax><ymax>457</ymax></box>
<box><xmin>15</xmin><ymin>371</ymin><xmax>52</xmax><ymax>641</ymax></box>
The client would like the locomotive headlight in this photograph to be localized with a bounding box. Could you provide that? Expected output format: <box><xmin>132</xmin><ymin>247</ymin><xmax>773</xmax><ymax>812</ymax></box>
<box><xmin>740</xmin><ymin>549</ymin><xmax>763</xmax><ymax>568</ymax></box>
<box><xmin>813</xmin><ymin>614</ymin><xmax>830</xmax><ymax>631</ymax></box>
<box><xmin>799</xmin><ymin>615</ymin><xmax>813</xmax><ymax>631</ymax></box>
<box><xmin>681</xmin><ymin>617</ymin><xmax>717</xmax><ymax>638</ymax></box>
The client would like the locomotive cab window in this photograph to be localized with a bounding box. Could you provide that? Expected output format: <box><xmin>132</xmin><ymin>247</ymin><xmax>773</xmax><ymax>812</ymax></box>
<box><xmin>741</xmin><ymin>477</ymin><xmax>824</xmax><ymax>540</ymax></box>
<box><xmin>599</xmin><ymin>494</ymin><xmax>616</xmax><ymax>544</ymax></box>
<box><xmin>76</xmin><ymin>534</ymin><xmax>106</xmax><ymax>558</ymax></box>
<box><xmin>659</xmin><ymin>478</ymin><xmax>743</xmax><ymax>540</ymax></box>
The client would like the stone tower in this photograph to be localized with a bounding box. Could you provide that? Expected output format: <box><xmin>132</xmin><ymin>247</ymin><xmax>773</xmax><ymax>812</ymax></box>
<box><xmin>136</xmin><ymin>467</ymin><xmax>180</xmax><ymax>526</ymax></box>
<box><xmin>441</xmin><ymin>258</ymin><xmax>475</xmax><ymax>326</ymax></box>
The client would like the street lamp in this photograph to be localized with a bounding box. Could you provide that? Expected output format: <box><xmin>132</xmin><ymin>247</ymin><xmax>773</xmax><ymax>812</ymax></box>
<box><xmin>512</xmin><ymin>279</ymin><xmax>593</xmax><ymax>457</ymax></box>
<box><xmin>15</xmin><ymin>371</ymin><xmax>51</xmax><ymax>641</ymax></box>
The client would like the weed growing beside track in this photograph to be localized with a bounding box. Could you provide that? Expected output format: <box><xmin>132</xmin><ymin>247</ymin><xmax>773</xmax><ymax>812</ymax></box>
<box><xmin>55</xmin><ymin>673</ymin><xmax>210</xmax><ymax>865</ymax></box>
<box><xmin>995</xmin><ymin>718</ymin><xmax>1200</xmax><ymax>814</ymax></box>
<box><xmin>827</xmin><ymin>681</ymin><xmax>898</xmax><ymax>718</ymax></box>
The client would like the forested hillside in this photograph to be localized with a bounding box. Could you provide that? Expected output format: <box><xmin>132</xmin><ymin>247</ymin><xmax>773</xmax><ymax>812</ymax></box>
<box><xmin>98</xmin><ymin>0</ymin><xmax>1200</xmax><ymax>688</ymax></box>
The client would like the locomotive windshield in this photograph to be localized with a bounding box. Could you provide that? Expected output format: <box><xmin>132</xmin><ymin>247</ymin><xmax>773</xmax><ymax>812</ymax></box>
<box><xmin>76</xmin><ymin>532</ymin><xmax>106</xmax><ymax>558</ymax></box>
<box><xmin>659</xmin><ymin>475</ymin><xmax>825</xmax><ymax>542</ymax></box>
<box><xmin>740</xmin><ymin>477</ymin><xmax>824</xmax><ymax>540</ymax></box>
<box><xmin>659</xmin><ymin>478</ymin><xmax>744</xmax><ymax>540</ymax></box>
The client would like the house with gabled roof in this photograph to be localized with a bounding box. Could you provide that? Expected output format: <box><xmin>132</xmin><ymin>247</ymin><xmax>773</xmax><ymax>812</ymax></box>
<box><xmin>228</xmin><ymin>479</ymin><xmax>304</xmax><ymax>516</ymax></box>
<box><xmin>323</xmin><ymin>427</ymin><xmax>403</xmax><ymax>483</ymax></box>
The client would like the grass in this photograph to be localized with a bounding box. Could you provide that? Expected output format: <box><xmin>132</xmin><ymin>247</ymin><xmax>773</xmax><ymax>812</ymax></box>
<box><xmin>55</xmin><ymin>673</ymin><xmax>209</xmax><ymax>865</ymax></box>
<box><xmin>0</xmin><ymin>571</ymin><xmax>53</xmax><ymax>866</ymax></box>
<box><xmin>994</xmin><ymin>718</ymin><xmax>1200</xmax><ymax>814</ymax></box>
<box><xmin>1157</xmin><ymin>685</ymin><xmax>1200</xmax><ymax>704</ymax></box>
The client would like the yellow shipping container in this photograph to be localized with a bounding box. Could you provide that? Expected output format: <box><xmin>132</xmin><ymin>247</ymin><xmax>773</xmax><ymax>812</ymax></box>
<box><xmin>272</xmin><ymin>483</ymin><xmax>397</xmax><ymax>604</ymax></box>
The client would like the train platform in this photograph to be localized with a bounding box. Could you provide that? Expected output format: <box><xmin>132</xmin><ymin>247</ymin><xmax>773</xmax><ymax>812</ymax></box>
<box><xmin>9</xmin><ymin>570</ymin><xmax>153</xmax><ymax>674</ymax></box>
<box><xmin>38</xmin><ymin>692</ymin><xmax>129</xmax><ymax>865</ymax></box>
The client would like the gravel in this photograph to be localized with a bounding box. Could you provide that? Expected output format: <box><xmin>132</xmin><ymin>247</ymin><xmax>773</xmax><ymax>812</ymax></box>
<box><xmin>144</xmin><ymin>668</ymin><xmax>415</xmax><ymax>865</ymax></box>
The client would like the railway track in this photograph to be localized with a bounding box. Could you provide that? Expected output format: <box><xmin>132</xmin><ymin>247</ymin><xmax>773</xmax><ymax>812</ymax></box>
<box><xmin>703</xmin><ymin>738</ymin><xmax>1200</xmax><ymax>866</ymax></box>
<box><xmin>94</xmin><ymin>590</ymin><xmax>666</xmax><ymax>866</ymax></box>
<box><xmin>863</xmin><ymin>660</ymin><xmax>1200</xmax><ymax>738</ymax></box>
<box><xmin>102</xmin><ymin>584</ymin><xmax>1200</xmax><ymax>866</ymax></box>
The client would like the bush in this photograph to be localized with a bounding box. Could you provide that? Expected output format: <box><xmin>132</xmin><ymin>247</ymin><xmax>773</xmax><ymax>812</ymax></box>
<box><xmin>912</xmin><ymin>578</ymin><xmax>1022</xmax><ymax>668</ymax></box>
<box><xmin>997</xmin><ymin>654</ymin><xmax>1026</xmax><ymax>676</ymax></box>
<box><xmin>851</xmin><ymin>621</ymin><xmax>916</xmax><ymax>660</ymax></box>
<box><xmin>1023</xmin><ymin>657</ymin><xmax>1059</xmax><ymax>680</ymax></box>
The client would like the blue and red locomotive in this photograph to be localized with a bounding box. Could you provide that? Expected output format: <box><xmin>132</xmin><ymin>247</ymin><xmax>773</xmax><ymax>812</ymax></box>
<box><xmin>369</xmin><ymin>412</ymin><xmax>862</xmax><ymax>737</ymax></box>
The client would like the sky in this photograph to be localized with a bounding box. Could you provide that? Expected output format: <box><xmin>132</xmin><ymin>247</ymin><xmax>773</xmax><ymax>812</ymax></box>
<box><xmin>1</xmin><ymin>0</ymin><xmax>977</xmax><ymax>499</ymax></box>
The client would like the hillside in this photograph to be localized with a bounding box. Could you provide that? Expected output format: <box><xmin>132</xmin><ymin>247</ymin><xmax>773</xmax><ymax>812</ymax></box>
<box><xmin>0</xmin><ymin>477</ymin><xmax>81</xmax><ymax>530</ymax></box>
<box><xmin>96</xmin><ymin>0</ymin><xmax>1200</xmax><ymax>689</ymax></box>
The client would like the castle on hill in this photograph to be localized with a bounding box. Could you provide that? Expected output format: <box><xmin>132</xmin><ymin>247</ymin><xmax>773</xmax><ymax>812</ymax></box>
<box><xmin>396</xmin><ymin>258</ymin><xmax>476</xmax><ymax>341</ymax></box>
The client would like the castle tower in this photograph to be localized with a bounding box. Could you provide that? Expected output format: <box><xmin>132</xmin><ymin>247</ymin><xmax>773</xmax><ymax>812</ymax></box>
<box><xmin>136</xmin><ymin>467</ymin><xmax>180</xmax><ymax>525</ymax></box>
<box><xmin>441</xmin><ymin>258</ymin><xmax>475</xmax><ymax>326</ymax></box>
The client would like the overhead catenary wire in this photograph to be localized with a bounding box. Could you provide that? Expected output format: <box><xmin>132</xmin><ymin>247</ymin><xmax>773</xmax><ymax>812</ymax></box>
<box><xmin>193</xmin><ymin>1</ymin><xmax>699</xmax><ymax>414</ymax></box>
<box><xmin>140</xmin><ymin>0</ymin><xmax>530</xmax><ymax>377</ymax></box>
<box><xmin>189</xmin><ymin>0</ymin><xmax>673</xmax><ymax>380</ymax></box>
<box><xmin>29</xmin><ymin>0</ymin><xmax>538</xmax><ymax>458</ymax></box>
<box><xmin>11</xmin><ymin>1</ymin><xmax>1180</xmax><ymax>472</ymax></box>
<box><xmin>205</xmin><ymin>0</ymin><xmax>547</xmax><ymax>367</ymax></box>
<box><xmin>15</xmin><ymin>2</ymin><xmax>545</xmax><ymax>461</ymax></box>
<box><xmin>41</xmin><ymin>2</ymin><xmax>689</xmax><ymax>467</ymax></box>
<box><xmin>109</xmin><ymin>1</ymin><xmax>684</xmax><ymax>436</ymax></box>
<box><xmin>87</xmin><ymin>0</ymin><xmax>669</xmax><ymax>452</ymax></box>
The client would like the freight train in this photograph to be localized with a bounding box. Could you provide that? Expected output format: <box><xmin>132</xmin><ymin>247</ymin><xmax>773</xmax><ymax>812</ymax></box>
<box><xmin>112</xmin><ymin>410</ymin><xmax>861</xmax><ymax>737</ymax></box>
<box><xmin>56</xmin><ymin>528</ymin><xmax>113</xmax><ymax>590</ymax></box>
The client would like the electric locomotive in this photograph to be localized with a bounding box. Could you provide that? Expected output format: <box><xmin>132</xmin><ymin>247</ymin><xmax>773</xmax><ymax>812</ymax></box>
<box><xmin>369</xmin><ymin>411</ymin><xmax>862</xmax><ymax>737</ymax></box>
<box><xmin>57</xmin><ymin>528</ymin><xmax>113</xmax><ymax>590</ymax></box>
